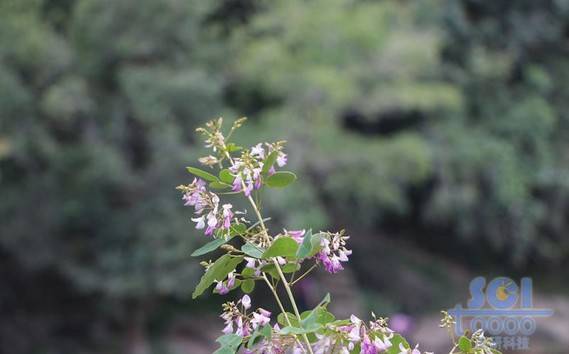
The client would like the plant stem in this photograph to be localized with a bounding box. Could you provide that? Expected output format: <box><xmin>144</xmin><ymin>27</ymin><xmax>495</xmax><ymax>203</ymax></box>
<box><xmin>262</xmin><ymin>274</ymin><xmax>306</xmax><ymax>353</ymax></box>
<box><xmin>246</xmin><ymin>194</ymin><xmax>314</xmax><ymax>354</ymax></box>
<box><xmin>449</xmin><ymin>343</ymin><xmax>458</xmax><ymax>354</ymax></box>
<box><xmin>223</xmin><ymin>149</ymin><xmax>314</xmax><ymax>353</ymax></box>
<box><xmin>291</xmin><ymin>264</ymin><xmax>317</xmax><ymax>286</ymax></box>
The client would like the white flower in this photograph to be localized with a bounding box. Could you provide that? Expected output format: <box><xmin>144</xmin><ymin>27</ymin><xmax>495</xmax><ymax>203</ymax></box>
<box><xmin>241</xmin><ymin>295</ymin><xmax>251</xmax><ymax>310</ymax></box>
<box><xmin>191</xmin><ymin>215</ymin><xmax>205</xmax><ymax>229</ymax></box>
<box><xmin>251</xmin><ymin>143</ymin><xmax>265</xmax><ymax>158</ymax></box>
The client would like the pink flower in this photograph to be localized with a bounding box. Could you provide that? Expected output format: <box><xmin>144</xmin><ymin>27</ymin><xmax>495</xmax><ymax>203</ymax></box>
<box><xmin>374</xmin><ymin>337</ymin><xmax>392</xmax><ymax>351</ymax></box>
<box><xmin>232</xmin><ymin>174</ymin><xmax>243</xmax><ymax>192</ymax></box>
<box><xmin>222</xmin><ymin>204</ymin><xmax>234</xmax><ymax>229</ymax></box>
<box><xmin>191</xmin><ymin>215</ymin><xmax>205</xmax><ymax>229</ymax></box>
<box><xmin>286</xmin><ymin>229</ymin><xmax>306</xmax><ymax>243</ymax></box>
<box><xmin>245</xmin><ymin>257</ymin><xmax>256</xmax><ymax>268</ymax></box>
<box><xmin>251</xmin><ymin>143</ymin><xmax>265</xmax><ymax>159</ymax></box>
<box><xmin>398</xmin><ymin>343</ymin><xmax>423</xmax><ymax>354</ymax></box>
<box><xmin>244</xmin><ymin>179</ymin><xmax>254</xmax><ymax>197</ymax></box>
<box><xmin>276</xmin><ymin>152</ymin><xmax>287</xmax><ymax>167</ymax></box>
<box><xmin>251</xmin><ymin>308</ymin><xmax>271</xmax><ymax>329</ymax></box>
<box><xmin>362</xmin><ymin>333</ymin><xmax>378</xmax><ymax>354</ymax></box>
<box><xmin>215</xmin><ymin>271</ymin><xmax>235</xmax><ymax>295</ymax></box>
<box><xmin>235</xmin><ymin>316</ymin><xmax>250</xmax><ymax>337</ymax></box>
<box><xmin>252</xmin><ymin>168</ymin><xmax>262</xmax><ymax>190</ymax></box>
<box><xmin>222</xmin><ymin>321</ymin><xmax>233</xmax><ymax>334</ymax></box>
<box><xmin>317</xmin><ymin>232</ymin><xmax>352</xmax><ymax>274</ymax></box>
<box><xmin>205</xmin><ymin>212</ymin><xmax>218</xmax><ymax>236</ymax></box>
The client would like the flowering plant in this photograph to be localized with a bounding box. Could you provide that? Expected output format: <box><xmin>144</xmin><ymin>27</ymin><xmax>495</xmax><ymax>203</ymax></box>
<box><xmin>178</xmin><ymin>118</ymin><xmax>502</xmax><ymax>354</ymax></box>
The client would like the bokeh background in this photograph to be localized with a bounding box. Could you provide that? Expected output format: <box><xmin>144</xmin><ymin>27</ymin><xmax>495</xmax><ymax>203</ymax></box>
<box><xmin>1</xmin><ymin>0</ymin><xmax>569</xmax><ymax>353</ymax></box>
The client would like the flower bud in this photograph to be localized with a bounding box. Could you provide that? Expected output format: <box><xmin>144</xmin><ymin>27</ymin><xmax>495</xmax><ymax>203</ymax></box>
<box><xmin>199</xmin><ymin>155</ymin><xmax>219</xmax><ymax>166</ymax></box>
<box><xmin>220</xmin><ymin>244</ymin><xmax>238</xmax><ymax>253</ymax></box>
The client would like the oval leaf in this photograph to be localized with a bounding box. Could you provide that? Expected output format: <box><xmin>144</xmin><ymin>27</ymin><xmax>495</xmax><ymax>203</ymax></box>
<box><xmin>458</xmin><ymin>336</ymin><xmax>472</xmax><ymax>352</ymax></box>
<box><xmin>210</xmin><ymin>181</ymin><xmax>232</xmax><ymax>189</ymax></box>
<box><xmin>282</xmin><ymin>263</ymin><xmax>300</xmax><ymax>273</ymax></box>
<box><xmin>262</xmin><ymin>237</ymin><xmax>299</xmax><ymax>259</ymax></box>
<box><xmin>191</xmin><ymin>238</ymin><xmax>228</xmax><ymax>257</ymax></box>
<box><xmin>241</xmin><ymin>279</ymin><xmax>255</xmax><ymax>293</ymax></box>
<box><xmin>265</xmin><ymin>171</ymin><xmax>296</xmax><ymax>188</ymax></box>
<box><xmin>213</xmin><ymin>333</ymin><xmax>242</xmax><ymax>354</ymax></box>
<box><xmin>219</xmin><ymin>169</ymin><xmax>235</xmax><ymax>184</ymax></box>
<box><xmin>296</xmin><ymin>229</ymin><xmax>313</xmax><ymax>258</ymax></box>
<box><xmin>192</xmin><ymin>255</ymin><xmax>243</xmax><ymax>299</ymax></box>
<box><xmin>277</xmin><ymin>312</ymin><xmax>298</xmax><ymax>327</ymax></box>
<box><xmin>242</xmin><ymin>243</ymin><xmax>265</xmax><ymax>258</ymax></box>
<box><xmin>187</xmin><ymin>166</ymin><xmax>219</xmax><ymax>182</ymax></box>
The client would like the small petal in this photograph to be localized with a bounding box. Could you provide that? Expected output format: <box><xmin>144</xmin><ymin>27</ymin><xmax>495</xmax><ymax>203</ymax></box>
<box><xmin>241</xmin><ymin>295</ymin><xmax>251</xmax><ymax>310</ymax></box>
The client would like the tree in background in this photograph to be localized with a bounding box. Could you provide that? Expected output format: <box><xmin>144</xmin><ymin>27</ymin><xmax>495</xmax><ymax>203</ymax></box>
<box><xmin>436</xmin><ymin>0</ymin><xmax>569</xmax><ymax>264</ymax></box>
<box><xmin>0</xmin><ymin>0</ymin><xmax>228</xmax><ymax>352</ymax></box>
<box><xmin>1</xmin><ymin>0</ymin><xmax>569</xmax><ymax>353</ymax></box>
<box><xmin>228</xmin><ymin>0</ymin><xmax>569</xmax><ymax>266</ymax></box>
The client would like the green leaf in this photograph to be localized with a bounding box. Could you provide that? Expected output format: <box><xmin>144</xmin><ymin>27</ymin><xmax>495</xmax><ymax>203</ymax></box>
<box><xmin>296</xmin><ymin>229</ymin><xmax>313</xmax><ymax>258</ymax></box>
<box><xmin>262</xmin><ymin>237</ymin><xmax>299</xmax><ymax>258</ymax></box>
<box><xmin>247</xmin><ymin>325</ymin><xmax>271</xmax><ymax>349</ymax></box>
<box><xmin>261</xmin><ymin>151</ymin><xmax>278</xmax><ymax>175</ymax></box>
<box><xmin>219</xmin><ymin>169</ymin><xmax>235</xmax><ymax>184</ymax></box>
<box><xmin>213</xmin><ymin>333</ymin><xmax>242</xmax><ymax>354</ymax></box>
<box><xmin>226</xmin><ymin>143</ymin><xmax>242</xmax><ymax>152</ymax></box>
<box><xmin>187</xmin><ymin>166</ymin><xmax>219</xmax><ymax>183</ymax></box>
<box><xmin>300</xmin><ymin>300</ymin><xmax>333</xmax><ymax>330</ymax></box>
<box><xmin>242</xmin><ymin>267</ymin><xmax>255</xmax><ymax>278</ymax></box>
<box><xmin>305</xmin><ymin>308</ymin><xmax>334</xmax><ymax>325</ymax></box>
<box><xmin>229</xmin><ymin>223</ymin><xmax>247</xmax><ymax>236</ymax></box>
<box><xmin>210</xmin><ymin>181</ymin><xmax>232</xmax><ymax>189</ymax></box>
<box><xmin>260</xmin><ymin>325</ymin><xmax>272</xmax><ymax>338</ymax></box>
<box><xmin>281</xmin><ymin>262</ymin><xmax>300</xmax><ymax>273</ymax></box>
<box><xmin>265</xmin><ymin>171</ymin><xmax>297</xmax><ymax>188</ymax></box>
<box><xmin>386</xmin><ymin>334</ymin><xmax>410</xmax><ymax>354</ymax></box>
<box><xmin>307</xmin><ymin>233</ymin><xmax>323</xmax><ymax>258</ymax></box>
<box><xmin>458</xmin><ymin>336</ymin><xmax>472</xmax><ymax>352</ymax></box>
<box><xmin>191</xmin><ymin>238</ymin><xmax>228</xmax><ymax>257</ymax></box>
<box><xmin>241</xmin><ymin>279</ymin><xmax>255</xmax><ymax>293</ymax></box>
<box><xmin>259</xmin><ymin>264</ymin><xmax>280</xmax><ymax>279</ymax></box>
<box><xmin>317</xmin><ymin>293</ymin><xmax>331</xmax><ymax>307</ymax></box>
<box><xmin>277</xmin><ymin>312</ymin><xmax>298</xmax><ymax>327</ymax></box>
<box><xmin>213</xmin><ymin>345</ymin><xmax>236</xmax><ymax>354</ymax></box>
<box><xmin>280</xmin><ymin>323</ymin><xmax>321</xmax><ymax>335</ymax></box>
<box><xmin>192</xmin><ymin>255</ymin><xmax>244</xmax><ymax>299</ymax></box>
<box><xmin>242</xmin><ymin>243</ymin><xmax>265</xmax><ymax>258</ymax></box>
<box><xmin>329</xmin><ymin>319</ymin><xmax>352</xmax><ymax>327</ymax></box>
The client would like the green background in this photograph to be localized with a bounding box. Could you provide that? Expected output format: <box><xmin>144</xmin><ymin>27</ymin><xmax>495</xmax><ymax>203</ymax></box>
<box><xmin>1</xmin><ymin>0</ymin><xmax>568</xmax><ymax>353</ymax></box>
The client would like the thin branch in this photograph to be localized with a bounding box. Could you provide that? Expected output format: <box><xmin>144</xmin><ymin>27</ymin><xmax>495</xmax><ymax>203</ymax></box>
<box><xmin>291</xmin><ymin>264</ymin><xmax>317</xmax><ymax>286</ymax></box>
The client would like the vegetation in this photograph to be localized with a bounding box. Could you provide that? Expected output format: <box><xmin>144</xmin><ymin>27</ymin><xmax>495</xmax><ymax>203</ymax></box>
<box><xmin>0</xmin><ymin>0</ymin><xmax>567</xmax><ymax>352</ymax></box>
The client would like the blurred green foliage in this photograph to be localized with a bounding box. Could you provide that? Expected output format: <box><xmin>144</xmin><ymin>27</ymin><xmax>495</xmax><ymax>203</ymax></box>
<box><xmin>1</xmin><ymin>0</ymin><xmax>569</xmax><ymax>352</ymax></box>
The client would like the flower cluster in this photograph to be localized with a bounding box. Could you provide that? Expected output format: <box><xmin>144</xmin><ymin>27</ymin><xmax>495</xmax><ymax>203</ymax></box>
<box><xmin>221</xmin><ymin>295</ymin><xmax>272</xmax><ymax>337</ymax></box>
<box><xmin>317</xmin><ymin>230</ymin><xmax>352</xmax><ymax>273</ymax></box>
<box><xmin>342</xmin><ymin>315</ymin><xmax>393</xmax><ymax>353</ymax></box>
<box><xmin>307</xmin><ymin>314</ymin><xmax>433</xmax><ymax>354</ymax></box>
<box><xmin>215</xmin><ymin>270</ymin><xmax>236</xmax><ymax>295</ymax></box>
<box><xmin>181</xmin><ymin>118</ymin><xmax>498</xmax><ymax>354</ymax></box>
<box><xmin>230</xmin><ymin>142</ymin><xmax>287</xmax><ymax>196</ymax></box>
<box><xmin>471</xmin><ymin>329</ymin><xmax>497</xmax><ymax>354</ymax></box>
<box><xmin>177</xmin><ymin>178</ymin><xmax>234</xmax><ymax>236</ymax></box>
